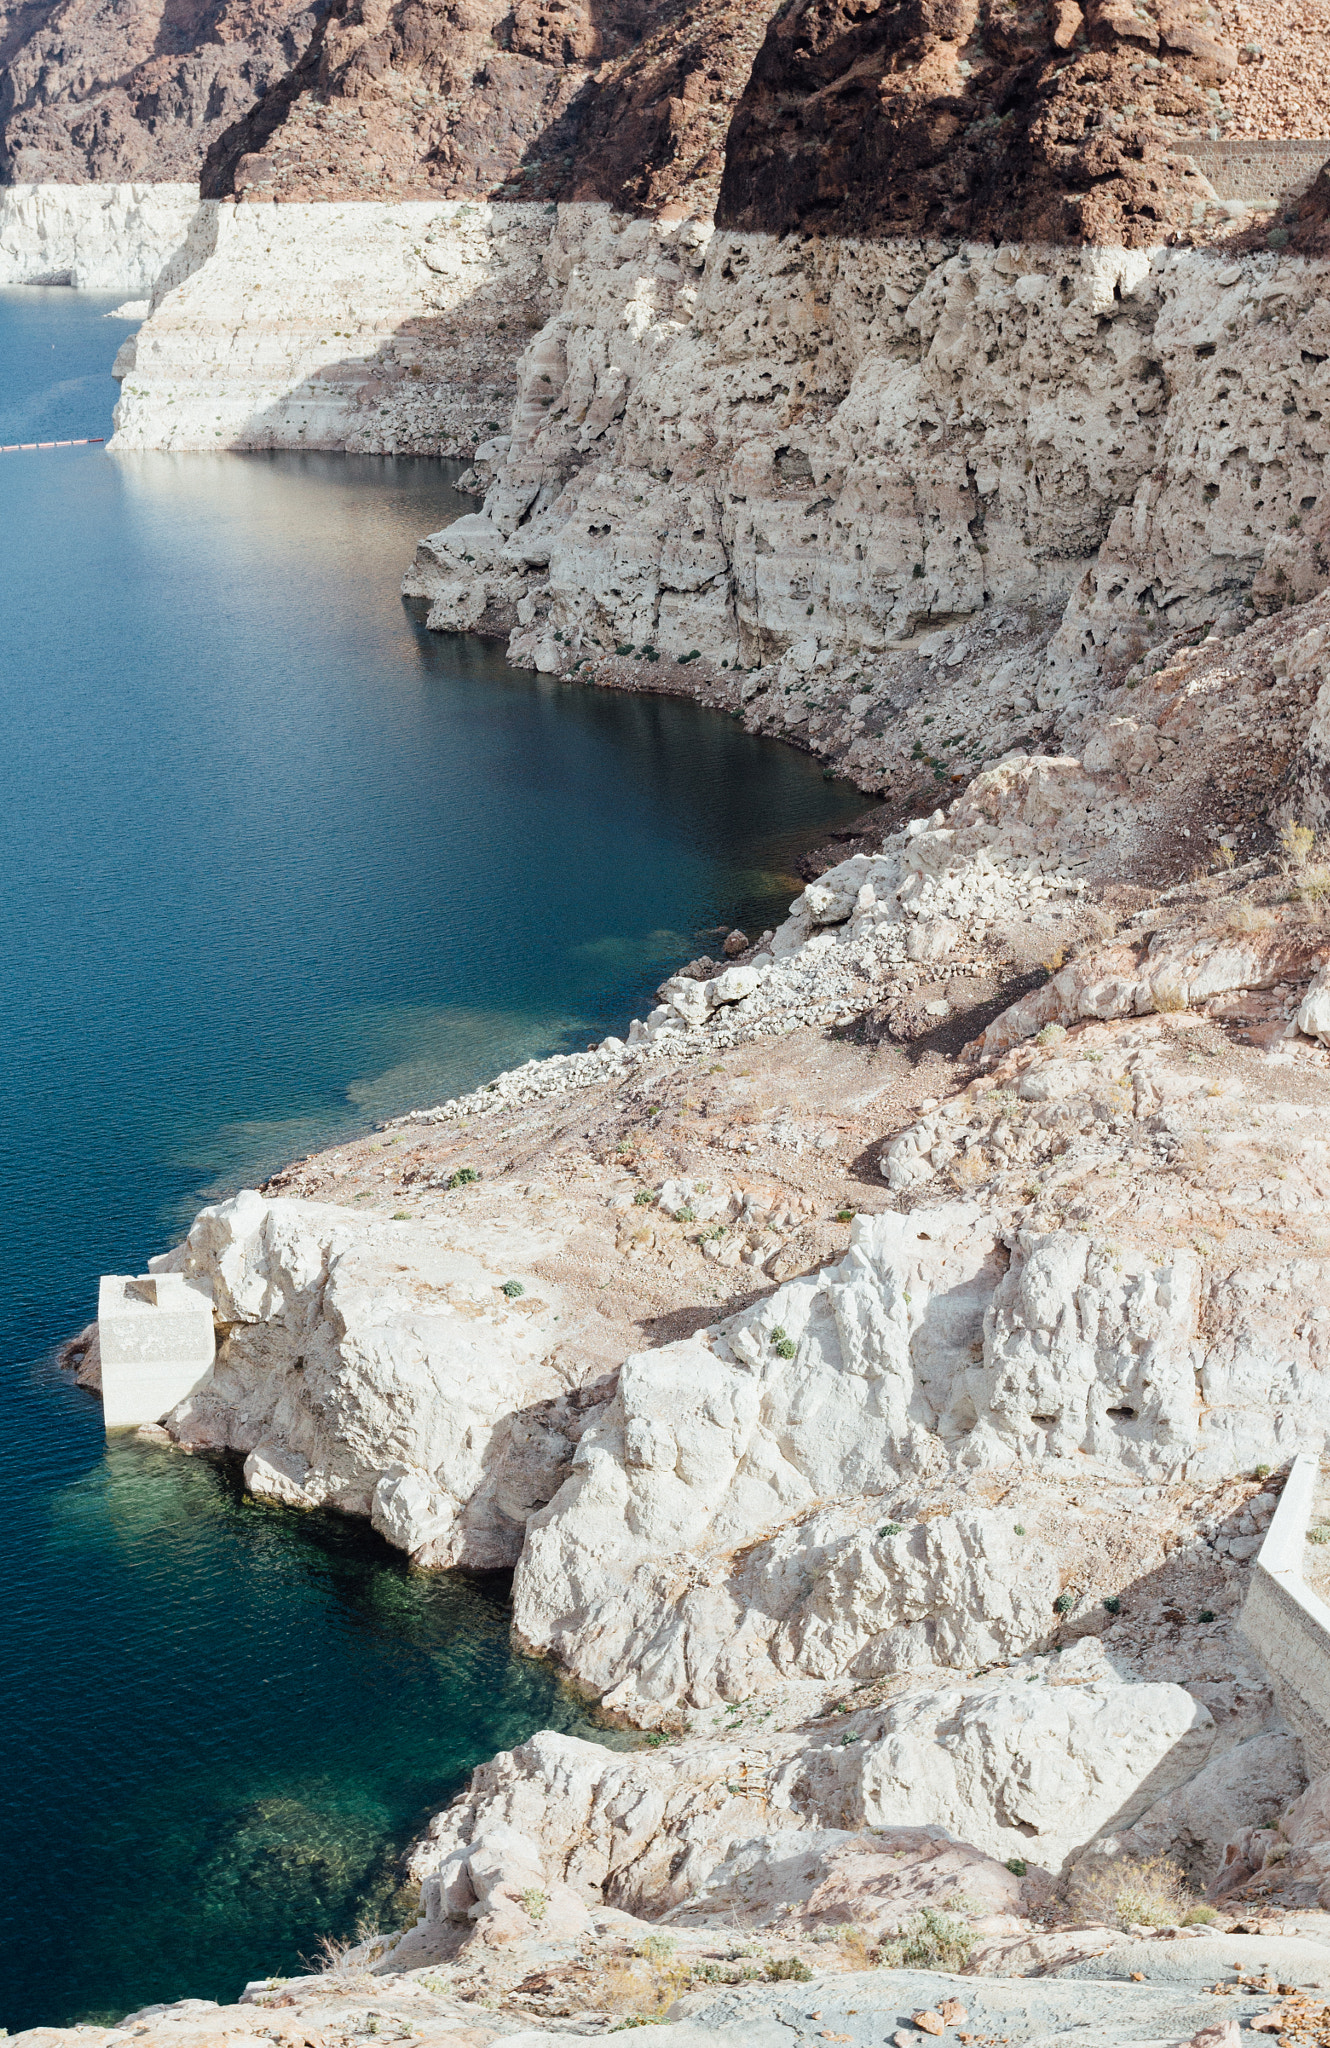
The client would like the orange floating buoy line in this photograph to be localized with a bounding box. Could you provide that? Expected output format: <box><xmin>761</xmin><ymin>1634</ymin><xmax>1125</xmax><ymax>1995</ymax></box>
<box><xmin>0</xmin><ymin>437</ymin><xmax>106</xmax><ymax>453</ymax></box>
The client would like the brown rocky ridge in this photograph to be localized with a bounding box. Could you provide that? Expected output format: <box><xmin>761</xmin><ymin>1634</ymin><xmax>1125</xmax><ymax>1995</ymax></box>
<box><xmin>718</xmin><ymin>0</ymin><xmax>1253</xmax><ymax>245</ymax></box>
<box><xmin>198</xmin><ymin>0</ymin><xmax>771</xmax><ymax>211</ymax></box>
<box><xmin>0</xmin><ymin>0</ymin><xmax>325</xmax><ymax>181</ymax></box>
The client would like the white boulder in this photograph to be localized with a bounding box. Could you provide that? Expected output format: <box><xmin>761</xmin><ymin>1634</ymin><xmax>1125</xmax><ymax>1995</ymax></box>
<box><xmin>164</xmin><ymin>1190</ymin><xmax>601</xmax><ymax>1569</ymax></box>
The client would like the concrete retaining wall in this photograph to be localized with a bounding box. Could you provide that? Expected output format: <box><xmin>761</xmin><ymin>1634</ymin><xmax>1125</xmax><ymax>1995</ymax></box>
<box><xmin>1186</xmin><ymin>139</ymin><xmax>1329</xmax><ymax>206</ymax></box>
<box><xmin>1243</xmin><ymin>1451</ymin><xmax>1330</xmax><ymax>1776</ymax></box>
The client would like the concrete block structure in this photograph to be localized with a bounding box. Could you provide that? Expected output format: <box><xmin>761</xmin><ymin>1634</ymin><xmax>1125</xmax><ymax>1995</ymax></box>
<box><xmin>97</xmin><ymin>1271</ymin><xmax>216</xmax><ymax>1430</ymax></box>
<box><xmin>1242</xmin><ymin>1451</ymin><xmax>1330</xmax><ymax>1776</ymax></box>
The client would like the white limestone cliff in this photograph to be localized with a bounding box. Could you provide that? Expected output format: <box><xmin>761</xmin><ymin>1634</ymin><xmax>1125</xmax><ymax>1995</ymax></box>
<box><xmin>108</xmin><ymin>200</ymin><xmax>558</xmax><ymax>456</ymax></box>
<box><xmin>402</xmin><ymin>209</ymin><xmax>1330</xmax><ymax>738</ymax></box>
<box><xmin>0</xmin><ymin>182</ymin><xmax>200</xmax><ymax>291</ymax></box>
<box><xmin>510</xmin><ymin>1203</ymin><xmax>1330</xmax><ymax>1719</ymax></box>
<box><xmin>401</xmin><ymin>1650</ymin><xmax>1216</xmax><ymax>1914</ymax></box>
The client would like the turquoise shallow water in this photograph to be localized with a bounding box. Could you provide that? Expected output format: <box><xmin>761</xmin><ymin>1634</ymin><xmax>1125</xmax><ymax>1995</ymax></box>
<box><xmin>0</xmin><ymin>288</ymin><xmax>865</xmax><ymax>2029</ymax></box>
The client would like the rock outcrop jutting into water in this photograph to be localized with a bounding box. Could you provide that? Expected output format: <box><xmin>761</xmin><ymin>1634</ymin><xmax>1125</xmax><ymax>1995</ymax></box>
<box><xmin>17</xmin><ymin>0</ymin><xmax>1330</xmax><ymax>2036</ymax></box>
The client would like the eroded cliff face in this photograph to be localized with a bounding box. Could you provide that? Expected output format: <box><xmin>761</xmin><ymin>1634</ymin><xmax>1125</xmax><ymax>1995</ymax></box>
<box><xmin>717</xmin><ymin>0</ymin><xmax>1238</xmax><ymax>247</ymax></box>
<box><xmin>0</xmin><ymin>0</ymin><xmax>324</xmax><ymax>182</ymax></box>
<box><xmin>199</xmin><ymin>0</ymin><xmax>771</xmax><ymax>213</ymax></box>
<box><xmin>396</xmin><ymin>208</ymin><xmax>1330</xmax><ymax>774</ymax></box>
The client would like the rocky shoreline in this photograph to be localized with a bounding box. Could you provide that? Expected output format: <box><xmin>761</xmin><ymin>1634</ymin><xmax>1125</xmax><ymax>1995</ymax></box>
<box><xmin>10</xmin><ymin>0</ymin><xmax>1330</xmax><ymax>2025</ymax></box>
<box><xmin>38</xmin><ymin>574</ymin><xmax>1330</xmax><ymax>2040</ymax></box>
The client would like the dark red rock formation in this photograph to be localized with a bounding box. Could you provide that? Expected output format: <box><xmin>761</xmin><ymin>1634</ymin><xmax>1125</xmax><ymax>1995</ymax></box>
<box><xmin>200</xmin><ymin>0</ymin><xmax>770</xmax><ymax>212</ymax></box>
<box><xmin>0</xmin><ymin>0</ymin><xmax>325</xmax><ymax>181</ymax></box>
<box><xmin>715</xmin><ymin>0</ymin><xmax>1245</xmax><ymax>244</ymax></box>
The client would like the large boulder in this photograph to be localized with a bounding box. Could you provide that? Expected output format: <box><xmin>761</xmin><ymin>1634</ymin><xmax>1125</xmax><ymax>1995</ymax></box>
<box><xmin>514</xmin><ymin>1202</ymin><xmax>1330</xmax><ymax>1716</ymax></box>
<box><xmin>161</xmin><ymin>1190</ymin><xmax>608</xmax><ymax>1568</ymax></box>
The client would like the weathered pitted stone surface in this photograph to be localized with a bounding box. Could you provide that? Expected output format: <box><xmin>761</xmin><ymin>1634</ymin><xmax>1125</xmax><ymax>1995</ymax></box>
<box><xmin>0</xmin><ymin>0</ymin><xmax>323</xmax><ymax>183</ymax></box>
<box><xmin>397</xmin><ymin>210</ymin><xmax>1330</xmax><ymax>748</ymax></box>
<box><xmin>110</xmin><ymin>199</ymin><xmax>555</xmax><ymax>455</ymax></box>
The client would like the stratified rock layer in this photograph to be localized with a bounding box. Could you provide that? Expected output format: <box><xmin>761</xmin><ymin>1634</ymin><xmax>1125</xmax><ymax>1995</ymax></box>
<box><xmin>0</xmin><ymin>180</ymin><xmax>198</xmax><ymax>286</ymax></box>
<box><xmin>110</xmin><ymin>199</ymin><xmax>556</xmax><ymax>455</ymax></box>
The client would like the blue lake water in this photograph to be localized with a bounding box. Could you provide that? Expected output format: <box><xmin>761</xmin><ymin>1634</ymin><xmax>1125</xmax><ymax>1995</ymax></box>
<box><xmin>0</xmin><ymin>288</ymin><xmax>865</xmax><ymax>2029</ymax></box>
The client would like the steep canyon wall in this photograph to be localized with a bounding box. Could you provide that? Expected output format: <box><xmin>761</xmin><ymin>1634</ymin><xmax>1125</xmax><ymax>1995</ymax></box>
<box><xmin>109</xmin><ymin>197</ymin><xmax>557</xmax><ymax>452</ymax></box>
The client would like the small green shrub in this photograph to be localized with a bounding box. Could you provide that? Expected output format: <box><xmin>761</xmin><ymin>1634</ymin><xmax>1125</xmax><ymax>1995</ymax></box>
<box><xmin>446</xmin><ymin>1167</ymin><xmax>479</xmax><ymax>1189</ymax></box>
<box><xmin>1309</xmin><ymin>1526</ymin><xmax>1330</xmax><ymax>1546</ymax></box>
<box><xmin>1198</xmin><ymin>1608</ymin><xmax>1216</xmax><ymax>1623</ymax></box>
<box><xmin>1103</xmin><ymin>1595</ymin><xmax>1122</xmax><ymax>1615</ymax></box>
<box><xmin>1036</xmin><ymin>1022</ymin><xmax>1067</xmax><ymax>1045</ymax></box>
<box><xmin>392</xmin><ymin>1210</ymin><xmax>412</xmax><ymax>1221</ymax></box>
<box><xmin>501</xmin><ymin>1279</ymin><xmax>525</xmax><ymax>1298</ymax></box>
<box><xmin>521</xmin><ymin>1888</ymin><xmax>548</xmax><ymax>1924</ymax></box>
<box><xmin>1006</xmin><ymin>1858</ymin><xmax>1027</xmax><ymax>1877</ymax></box>
<box><xmin>635</xmin><ymin>1933</ymin><xmax>677</xmax><ymax>1962</ymax></box>
<box><xmin>633</xmin><ymin>1190</ymin><xmax>653</xmax><ymax>1206</ymax></box>
<box><xmin>878</xmin><ymin>1907</ymin><xmax>974</xmax><ymax>1973</ymax></box>
<box><xmin>1013</xmin><ymin>1524</ymin><xmax>1026</xmax><ymax>1536</ymax></box>
<box><xmin>879</xmin><ymin>1522</ymin><xmax>905</xmax><ymax>1539</ymax></box>
<box><xmin>765</xmin><ymin>1957</ymin><xmax>812</xmax><ymax>1982</ymax></box>
<box><xmin>774</xmin><ymin>1339</ymin><xmax>797</xmax><ymax>1359</ymax></box>
<box><xmin>676</xmin><ymin>1206</ymin><xmax>696</xmax><ymax>1223</ymax></box>
<box><xmin>1254</xmin><ymin>1462</ymin><xmax>1272</xmax><ymax>1478</ymax></box>
<box><xmin>1054</xmin><ymin>1590</ymin><xmax>1076</xmax><ymax>1616</ymax></box>
<box><xmin>836</xmin><ymin>1208</ymin><xmax>855</xmax><ymax>1222</ymax></box>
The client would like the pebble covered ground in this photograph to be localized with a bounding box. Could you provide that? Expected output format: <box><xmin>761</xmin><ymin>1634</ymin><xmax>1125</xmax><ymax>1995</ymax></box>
<box><xmin>1214</xmin><ymin>1</ymin><xmax>1330</xmax><ymax>139</ymax></box>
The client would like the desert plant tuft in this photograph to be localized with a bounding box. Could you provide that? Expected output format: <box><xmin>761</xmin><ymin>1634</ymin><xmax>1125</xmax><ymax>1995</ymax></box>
<box><xmin>635</xmin><ymin>1933</ymin><xmax>677</xmax><ymax>1962</ymax></box>
<box><xmin>1054</xmin><ymin>1589</ymin><xmax>1076</xmax><ymax>1615</ymax></box>
<box><xmin>1103</xmin><ymin>1595</ymin><xmax>1122</xmax><ymax>1615</ymax></box>
<box><xmin>521</xmin><ymin>1888</ymin><xmax>548</xmax><ymax>1924</ymax></box>
<box><xmin>878</xmin><ymin>1907</ymin><xmax>974</xmax><ymax>1972</ymax></box>
<box><xmin>501</xmin><ymin>1279</ymin><xmax>525</xmax><ymax>1298</ymax></box>
<box><xmin>1198</xmin><ymin>1608</ymin><xmax>1216</xmax><ymax>1623</ymax></box>
<box><xmin>766</xmin><ymin>1956</ymin><xmax>813</xmax><ymax>1981</ymax></box>
<box><xmin>446</xmin><ymin>1167</ymin><xmax>479</xmax><ymax>1188</ymax></box>
<box><xmin>1006</xmin><ymin>1858</ymin><xmax>1027</xmax><ymax>1877</ymax></box>
<box><xmin>633</xmin><ymin>1190</ymin><xmax>653</xmax><ymax>1206</ymax></box>
<box><xmin>1280</xmin><ymin>820</ymin><xmax>1316</xmax><ymax>871</ymax></box>
<box><xmin>1068</xmin><ymin>1852</ymin><xmax>1197</xmax><ymax>1931</ymax></box>
<box><xmin>1036</xmin><ymin>1022</ymin><xmax>1068</xmax><ymax>1046</ymax></box>
<box><xmin>879</xmin><ymin>1522</ymin><xmax>905</xmax><ymax>1539</ymax></box>
<box><xmin>1227</xmin><ymin>902</ymin><xmax>1274</xmax><ymax>931</ymax></box>
<box><xmin>1309</xmin><ymin>1527</ymin><xmax>1330</xmax><ymax>1546</ymax></box>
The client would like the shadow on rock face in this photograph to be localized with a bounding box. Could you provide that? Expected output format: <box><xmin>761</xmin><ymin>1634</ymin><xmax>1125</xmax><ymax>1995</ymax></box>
<box><xmin>717</xmin><ymin>0</ymin><xmax>1257</xmax><ymax>246</ymax></box>
<box><xmin>202</xmin><ymin>0</ymin><xmax>778</xmax><ymax>216</ymax></box>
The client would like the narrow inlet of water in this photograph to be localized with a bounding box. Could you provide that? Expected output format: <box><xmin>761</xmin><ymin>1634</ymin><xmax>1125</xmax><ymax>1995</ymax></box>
<box><xmin>0</xmin><ymin>288</ymin><xmax>867</xmax><ymax>2029</ymax></box>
